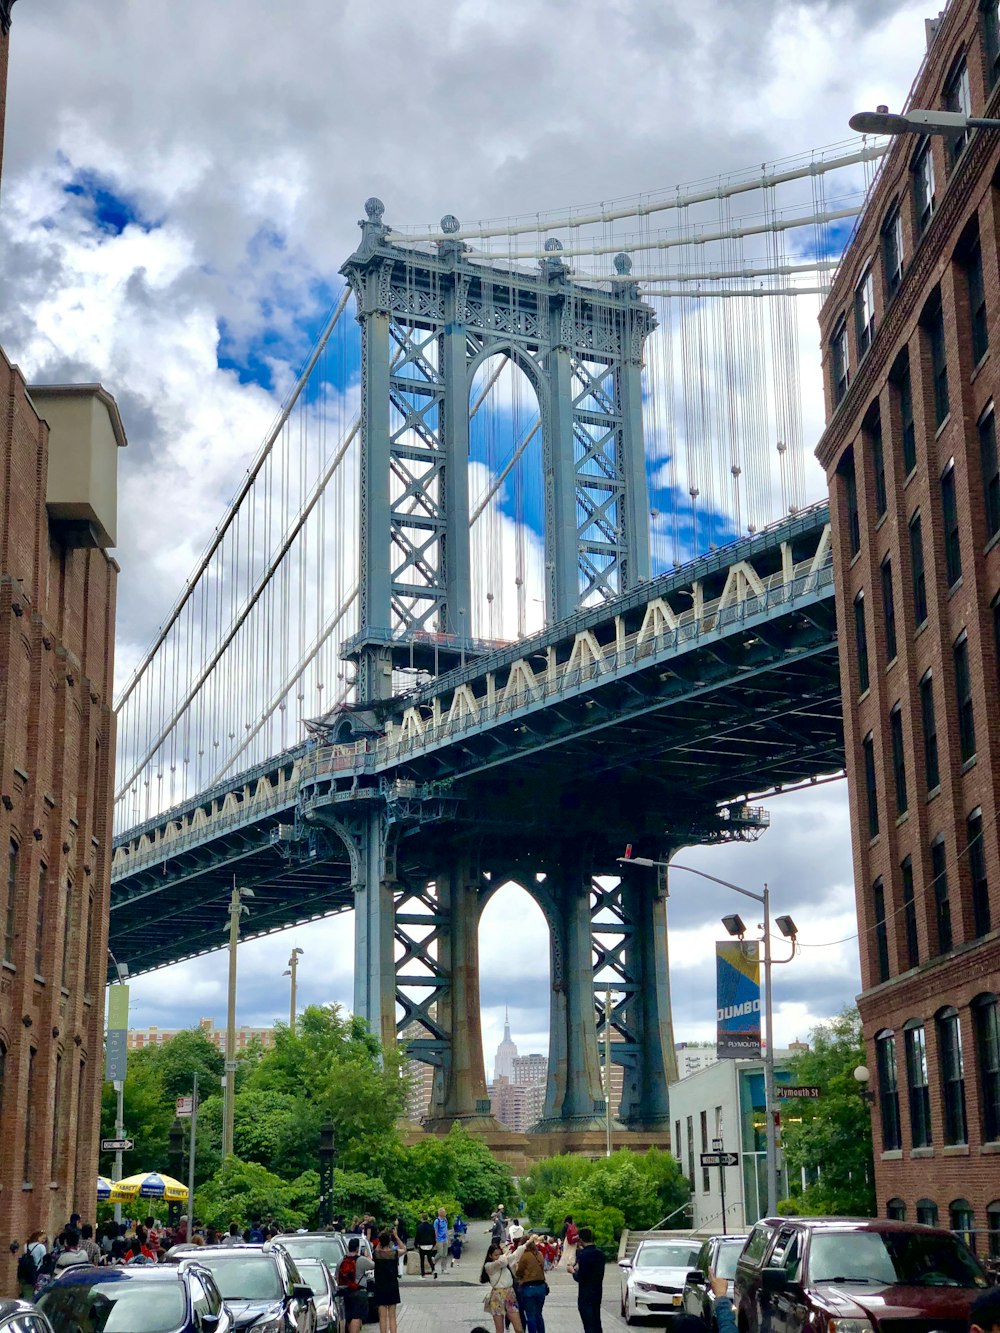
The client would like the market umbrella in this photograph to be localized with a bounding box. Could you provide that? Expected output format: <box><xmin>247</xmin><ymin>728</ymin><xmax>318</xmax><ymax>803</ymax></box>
<box><xmin>109</xmin><ymin>1171</ymin><xmax>189</xmax><ymax>1204</ymax></box>
<box><xmin>96</xmin><ymin>1176</ymin><xmax>114</xmax><ymax>1202</ymax></box>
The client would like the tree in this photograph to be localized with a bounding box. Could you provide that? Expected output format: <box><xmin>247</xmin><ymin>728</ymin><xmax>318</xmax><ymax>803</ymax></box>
<box><xmin>195</xmin><ymin>1158</ymin><xmax>320</xmax><ymax>1231</ymax></box>
<box><xmin>778</xmin><ymin>1007</ymin><xmax>875</xmax><ymax>1216</ymax></box>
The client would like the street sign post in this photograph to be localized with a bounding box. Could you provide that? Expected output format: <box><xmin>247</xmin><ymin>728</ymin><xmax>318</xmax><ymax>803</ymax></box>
<box><xmin>700</xmin><ymin>1151</ymin><xmax>739</xmax><ymax>1167</ymax></box>
<box><xmin>779</xmin><ymin>1086</ymin><xmax>821</xmax><ymax>1099</ymax></box>
<box><xmin>176</xmin><ymin>1095</ymin><xmax>194</xmax><ymax>1116</ymax></box>
<box><xmin>101</xmin><ymin>1138</ymin><xmax>134</xmax><ymax>1152</ymax></box>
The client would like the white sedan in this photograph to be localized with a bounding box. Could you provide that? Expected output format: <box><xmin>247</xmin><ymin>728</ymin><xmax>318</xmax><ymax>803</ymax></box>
<box><xmin>619</xmin><ymin>1238</ymin><xmax>703</xmax><ymax>1325</ymax></box>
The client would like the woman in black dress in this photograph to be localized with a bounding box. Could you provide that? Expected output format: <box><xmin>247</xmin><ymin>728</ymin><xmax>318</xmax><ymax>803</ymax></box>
<box><xmin>373</xmin><ymin>1228</ymin><xmax>403</xmax><ymax>1333</ymax></box>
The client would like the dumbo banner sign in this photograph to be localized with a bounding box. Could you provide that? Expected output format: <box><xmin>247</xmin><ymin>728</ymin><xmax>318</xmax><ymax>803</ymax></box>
<box><xmin>716</xmin><ymin>940</ymin><xmax>761</xmax><ymax>1059</ymax></box>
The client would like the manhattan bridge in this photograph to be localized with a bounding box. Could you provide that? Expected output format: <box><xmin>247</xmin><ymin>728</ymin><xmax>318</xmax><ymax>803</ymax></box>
<box><xmin>108</xmin><ymin>138</ymin><xmax>884</xmax><ymax>1137</ymax></box>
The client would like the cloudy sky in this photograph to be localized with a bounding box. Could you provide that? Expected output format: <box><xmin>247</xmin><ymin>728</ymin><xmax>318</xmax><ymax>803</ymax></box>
<box><xmin>2</xmin><ymin>1</ymin><xmax>933</xmax><ymax>1067</ymax></box>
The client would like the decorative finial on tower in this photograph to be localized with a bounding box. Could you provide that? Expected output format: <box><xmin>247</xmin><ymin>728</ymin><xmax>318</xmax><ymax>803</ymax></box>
<box><xmin>614</xmin><ymin>252</ymin><xmax>633</xmax><ymax>275</ymax></box>
<box><xmin>365</xmin><ymin>197</ymin><xmax>385</xmax><ymax>223</ymax></box>
<box><xmin>440</xmin><ymin>214</ymin><xmax>461</xmax><ymax>234</ymax></box>
<box><xmin>543</xmin><ymin>237</ymin><xmax>563</xmax><ymax>252</ymax></box>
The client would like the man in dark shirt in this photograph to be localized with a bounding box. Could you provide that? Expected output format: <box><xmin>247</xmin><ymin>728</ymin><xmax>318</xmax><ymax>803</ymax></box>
<box><xmin>570</xmin><ymin>1226</ymin><xmax>606</xmax><ymax>1333</ymax></box>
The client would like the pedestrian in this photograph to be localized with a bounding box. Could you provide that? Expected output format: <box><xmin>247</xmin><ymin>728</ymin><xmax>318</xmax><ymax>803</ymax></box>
<box><xmin>480</xmin><ymin>1241</ymin><xmax>524</xmax><ymax>1333</ymax></box>
<box><xmin>222</xmin><ymin>1222</ymin><xmax>242</xmax><ymax>1246</ymax></box>
<box><xmin>508</xmin><ymin>1218</ymin><xmax>525</xmax><ymax>1245</ymax></box>
<box><xmin>394</xmin><ymin>1217</ymin><xmax>408</xmax><ymax>1277</ymax></box>
<box><xmin>79</xmin><ymin>1223</ymin><xmax>102</xmax><ymax>1265</ymax></box>
<box><xmin>17</xmin><ymin>1232</ymin><xmax>47</xmax><ymax>1298</ymax></box>
<box><xmin>373</xmin><ymin>1228</ymin><xmax>403</xmax><ymax>1333</ymax></box>
<box><xmin>569</xmin><ymin>1226</ymin><xmax>605</xmax><ymax>1333</ymax></box>
<box><xmin>560</xmin><ymin>1215</ymin><xmax>579</xmax><ymax>1269</ymax></box>
<box><xmin>448</xmin><ymin>1229</ymin><xmax>464</xmax><ymax>1268</ymax></box>
<box><xmin>414</xmin><ymin>1213</ymin><xmax>436</xmax><ymax>1278</ymax></box>
<box><xmin>55</xmin><ymin>1228</ymin><xmax>89</xmax><ymax>1271</ymax></box>
<box><xmin>433</xmin><ymin>1207</ymin><xmax>449</xmax><ymax>1276</ymax></box>
<box><xmin>248</xmin><ymin>1217</ymin><xmax>265</xmax><ymax>1243</ymax></box>
<box><xmin>514</xmin><ymin>1237</ymin><xmax>548</xmax><ymax>1333</ymax></box>
<box><xmin>335</xmin><ymin>1236</ymin><xmax>374</xmax><ymax>1333</ymax></box>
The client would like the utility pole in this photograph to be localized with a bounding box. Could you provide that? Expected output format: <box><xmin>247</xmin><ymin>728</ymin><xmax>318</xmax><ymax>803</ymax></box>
<box><xmin>186</xmin><ymin>1073</ymin><xmax>199</xmax><ymax>1243</ymax></box>
<box><xmin>223</xmin><ymin>882</ymin><xmax>252</xmax><ymax>1159</ymax></box>
<box><xmin>713</xmin><ymin>1135</ymin><xmax>728</xmax><ymax>1235</ymax></box>
<box><xmin>604</xmin><ymin>985</ymin><xmax>613</xmax><ymax>1158</ymax></box>
<box><xmin>284</xmin><ymin>947</ymin><xmax>303</xmax><ymax>1028</ymax></box>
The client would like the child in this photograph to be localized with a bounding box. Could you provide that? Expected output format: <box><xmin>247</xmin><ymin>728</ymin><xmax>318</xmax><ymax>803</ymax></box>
<box><xmin>448</xmin><ymin>1231</ymin><xmax>463</xmax><ymax>1267</ymax></box>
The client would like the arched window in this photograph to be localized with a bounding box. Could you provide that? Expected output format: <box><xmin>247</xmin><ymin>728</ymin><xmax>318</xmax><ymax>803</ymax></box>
<box><xmin>950</xmin><ymin>1199</ymin><xmax>976</xmax><ymax>1253</ymax></box>
<box><xmin>887</xmin><ymin>1198</ymin><xmax>906</xmax><ymax>1221</ymax></box>
<box><xmin>936</xmin><ymin>1006</ymin><xmax>967</xmax><ymax>1146</ymax></box>
<box><xmin>904</xmin><ymin>1020</ymin><xmax>932</xmax><ymax>1147</ymax></box>
<box><xmin>973</xmin><ymin>993</ymin><xmax>1000</xmax><ymax>1143</ymax></box>
<box><xmin>875</xmin><ymin>1030</ymin><xmax>901</xmax><ymax>1151</ymax></box>
<box><xmin>916</xmin><ymin>1198</ymin><xmax>939</xmax><ymax>1226</ymax></box>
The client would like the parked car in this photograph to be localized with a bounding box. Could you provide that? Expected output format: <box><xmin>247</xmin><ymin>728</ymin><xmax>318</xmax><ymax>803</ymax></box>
<box><xmin>684</xmin><ymin>1234</ymin><xmax>749</xmax><ymax>1328</ymax></box>
<box><xmin>733</xmin><ymin>1216</ymin><xmax>990</xmax><ymax>1333</ymax></box>
<box><xmin>619</xmin><ymin>1235</ymin><xmax>703</xmax><ymax>1325</ymax></box>
<box><xmin>0</xmin><ymin>1299</ymin><xmax>55</xmax><ymax>1333</ymax></box>
<box><xmin>37</xmin><ymin>1263</ymin><xmax>232</xmax><ymax>1333</ymax></box>
<box><xmin>177</xmin><ymin>1246</ymin><xmax>316</xmax><ymax>1333</ymax></box>
<box><xmin>272</xmin><ymin>1235</ymin><xmax>375</xmax><ymax>1325</ymax></box>
<box><xmin>291</xmin><ymin>1260</ymin><xmax>342</xmax><ymax>1333</ymax></box>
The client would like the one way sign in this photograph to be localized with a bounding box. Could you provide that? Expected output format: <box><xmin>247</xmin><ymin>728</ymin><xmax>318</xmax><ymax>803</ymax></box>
<box><xmin>700</xmin><ymin>1151</ymin><xmax>739</xmax><ymax>1167</ymax></box>
<box><xmin>101</xmin><ymin>1138</ymin><xmax>134</xmax><ymax>1152</ymax></box>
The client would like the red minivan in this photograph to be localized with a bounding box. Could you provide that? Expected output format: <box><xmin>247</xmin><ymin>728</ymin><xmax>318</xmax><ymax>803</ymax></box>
<box><xmin>733</xmin><ymin>1217</ymin><xmax>991</xmax><ymax>1333</ymax></box>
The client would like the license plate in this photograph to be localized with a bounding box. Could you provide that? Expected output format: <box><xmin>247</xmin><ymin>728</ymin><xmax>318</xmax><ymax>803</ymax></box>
<box><xmin>673</xmin><ymin>1295</ymin><xmax>682</xmax><ymax>1305</ymax></box>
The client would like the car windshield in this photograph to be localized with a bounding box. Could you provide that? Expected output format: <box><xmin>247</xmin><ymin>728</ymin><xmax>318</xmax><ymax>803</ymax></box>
<box><xmin>278</xmin><ymin>1237</ymin><xmax>345</xmax><ymax>1268</ymax></box>
<box><xmin>715</xmin><ymin>1241</ymin><xmax>746</xmax><ymax>1280</ymax></box>
<box><xmin>39</xmin><ymin>1279</ymin><xmax>186</xmax><ymax>1333</ymax></box>
<box><xmin>809</xmin><ymin>1231</ymin><xmax>988</xmax><ymax>1288</ymax></box>
<box><xmin>193</xmin><ymin>1256</ymin><xmax>282</xmax><ymax>1300</ymax></box>
<box><xmin>637</xmin><ymin>1244</ymin><xmax>700</xmax><ymax>1269</ymax></box>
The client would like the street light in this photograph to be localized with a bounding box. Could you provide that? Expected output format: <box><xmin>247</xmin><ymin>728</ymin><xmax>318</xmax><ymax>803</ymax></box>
<box><xmin>618</xmin><ymin>848</ymin><xmax>796</xmax><ymax>1216</ymax></box>
<box><xmin>850</xmin><ymin>105</ymin><xmax>1000</xmax><ymax>136</ymax></box>
<box><xmin>283</xmin><ymin>947</ymin><xmax>304</xmax><ymax>1028</ymax></box>
<box><xmin>223</xmin><ymin>883</ymin><xmax>254</xmax><ymax>1159</ymax></box>
<box><xmin>318</xmin><ymin>1121</ymin><xmax>336</xmax><ymax>1227</ymax></box>
<box><xmin>853</xmin><ymin>1064</ymin><xmax>876</xmax><ymax>1108</ymax></box>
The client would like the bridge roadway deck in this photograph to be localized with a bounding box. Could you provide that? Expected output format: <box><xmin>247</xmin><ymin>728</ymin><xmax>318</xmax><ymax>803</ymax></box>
<box><xmin>109</xmin><ymin>501</ymin><xmax>843</xmax><ymax>978</ymax></box>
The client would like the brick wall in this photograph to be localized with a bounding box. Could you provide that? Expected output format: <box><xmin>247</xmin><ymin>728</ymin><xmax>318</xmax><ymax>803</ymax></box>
<box><xmin>0</xmin><ymin>351</ymin><xmax>118</xmax><ymax>1288</ymax></box>
<box><xmin>816</xmin><ymin>0</ymin><xmax>1000</xmax><ymax>1236</ymax></box>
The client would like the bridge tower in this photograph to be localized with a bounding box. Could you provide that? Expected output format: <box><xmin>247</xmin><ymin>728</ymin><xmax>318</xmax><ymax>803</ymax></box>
<box><xmin>330</xmin><ymin>201</ymin><xmax>684</xmax><ymax>1134</ymax></box>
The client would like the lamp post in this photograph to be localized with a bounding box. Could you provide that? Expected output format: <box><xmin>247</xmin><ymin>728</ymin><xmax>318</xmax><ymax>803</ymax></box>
<box><xmin>107</xmin><ymin>952</ymin><xmax>130</xmax><ymax>1224</ymax></box>
<box><xmin>618</xmin><ymin>851</ymin><xmax>797</xmax><ymax>1217</ymax></box>
<box><xmin>283</xmin><ymin>947</ymin><xmax>304</xmax><ymax>1029</ymax></box>
<box><xmin>223</xmin><ymin>882</ymin><xmax>253</xmax><ymax>1159</ymax></box>
<box><xmin>850</xmin><ymin>106</ymin><xmax>1000</xmax><ymax>136</ymax></box>
<box><xmin>167</xmin><ymin>1118</ymin><xmax>184</xmax><ymax>1228</ymax></box>
<box><xmin>318</xmin><ymin>1120</ymin><xmax>336</xmax><ymax>1227</ymax></box>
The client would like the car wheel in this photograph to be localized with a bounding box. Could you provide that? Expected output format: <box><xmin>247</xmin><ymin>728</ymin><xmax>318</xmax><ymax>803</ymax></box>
<box><xmin>621</xmin><ymin>1289</ymin><xmax>627</xmax><ymax>1317</ymax></box>
<box><xmin>624</xmin><ymin>1294</ymin><xmax>635</xmax><ymax>1326</ymax></box>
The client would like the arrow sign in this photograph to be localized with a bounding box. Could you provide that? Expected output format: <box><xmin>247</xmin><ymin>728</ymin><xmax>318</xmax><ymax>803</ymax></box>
<box><xmin>101</xmin><ymin>1137</ymin><xmax>134</xmax><ymax>1152</ymax></box>
<box><xmin>701</xmin><ymin>1151</ymin><xmax>739</xmax><ymax>1167</ymax></box>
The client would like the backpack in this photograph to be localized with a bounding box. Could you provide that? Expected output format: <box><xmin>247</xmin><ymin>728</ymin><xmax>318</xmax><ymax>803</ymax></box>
<box><xmin>16</xmin><ymin>1248</ymin><xmax>39</xmax><ymax>1285</ymax></box>
<box><xmin>338</xmin><ymin>1253</ymin><xmax>360</xmax><ymax>1292</ymax></box>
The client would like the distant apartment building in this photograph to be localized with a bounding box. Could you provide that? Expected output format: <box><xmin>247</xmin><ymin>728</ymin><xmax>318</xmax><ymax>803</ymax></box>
<box><xmin>127</xmin><ymin>1016</ymin><xmax>275</xmax><ymax>1052</ymax></box>
<box><xmin>512</xmin><ymin>1052</ymin><xmax>547</xmax><ymax>1086</ymax></box>
<box><xmin>488</xmin><ymin>1075</ymin><xmax>546</xmax><ymax>1133</ymax></box>
<box><xmin>675</xmin><ymin>1042</ymin><xmax>720</xmax><ymax>1079</ymax></box>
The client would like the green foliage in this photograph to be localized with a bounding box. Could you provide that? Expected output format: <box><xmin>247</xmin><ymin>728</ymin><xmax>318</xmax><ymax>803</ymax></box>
<box><xmin>523</xmin><ymin>1148</ymin><xmax>689</xmax><ymax>1254</ymax></box>
<box><xmin>382</xmin><ymin>1125</ymin><xmax>515</xmax><ymax>1217</ymax></box>
<box><xmin>195</xmin><ymin>1158</ymin><xmax>320</xmax><ymax>1231</ymax></box>
<box><xmin>778</xmin><ymin>1007</ymin><xmax>875</xmax><ymax>1217</ymax></box>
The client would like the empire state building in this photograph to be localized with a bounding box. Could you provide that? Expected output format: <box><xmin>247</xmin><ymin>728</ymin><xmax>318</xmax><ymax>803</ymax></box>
<box><xmin>493</xmin><ymin>1009</ymin><xmax>518</xmax><ymax>1081</ymax></box>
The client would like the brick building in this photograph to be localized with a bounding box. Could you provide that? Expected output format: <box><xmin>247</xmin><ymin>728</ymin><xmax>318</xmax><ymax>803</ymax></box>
<box><xmin>126</xmin><ymin>1017</ymin><xmax>276</xmax><ymax>1053</ymax></box>
<box><xmin>0</xmin><ymin>3</ymin><xmax>126</xmax><ymax>1280</ymax></box>
<box><xmin>817</xmin><ymin>0</ymin><xmax>1000</xmax><ymax>1245</ymax></box>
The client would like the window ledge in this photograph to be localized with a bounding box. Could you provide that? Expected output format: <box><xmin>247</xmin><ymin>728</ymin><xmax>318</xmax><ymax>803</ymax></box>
<box><xmin>21</xmin><ymin>1183</ymin><xmax>32</xmax><ymax>1192</ymax></box>
<box><xmin>885</xmin><ymin>655</ymin><xmax>898</xmax><ymax>673</ymax></box>
<box><xmin>971</xmin><ymin>349</ymin><xmax>991</xmax><ymax>382</ymax></box>
<box><xmin>850</xmin><ymin>549</ymin><xmax>862</xmax><ymax>569</ymax></box>
<box><xmin>48</xmin><ymin>1181</ymin><xmax>60</xmax><ymax>1190</ymax></box>
<box><xmin>859</xmin><ymin>687</ymin><xmax>871</xmax><ymax>704</ymax></box>
<box><xmin>947</xmin><ymin>576</ymin><xmax>964</xmax><ymax>598</ymax></box>
<box><xmin>904</xmin><ymin>466</ymin><xmax>918</xmax><ymax>489</ymax></box>
<box><xmin>33</xmin><ymin>975</ymin><xmax>44</xmax><ymax>986</ymax></box>
<box><xmin>880</xmin><ymin>1149</ymin><xmax>903</xmax><ymax>1161</ymax></box>
<box><xmin>980</xmin><ymin>1141</ymin><xmax>1000</xmax><ymax>1154</ymax></box>
<box><xmin>926</xmin><ymin>785</ymin><xmax>941</xmax><ymax>803</ymax></box>
<box><xmin>869</xmin><ymin>833</ymin><xmax>882</xmax><ymax>850</ymax></box>
<box><xmin>961</xmin><ymin>754</ymin><xmax>978</xmax><ymax>774</ymax></box>
<box><xmin>875</xmin><ymin>511</ymin><xmax>888</xmax><ymax>531</ymax></box>
<box><xmin>910</xmin><ymin>1147</ymin><xmax>935</xmax><ymax>1158</ymax></box>
<box><xmin>2</xmin><ymin>961</ymin><xmax>15</xmax><ymax>974</ymax></box>
<box><xmin>914</xmin><ymin>619</ymin><xmax>929</xmax><ymax>639</ymax></box>
<box><xmin>942</xmin><ymin>1144</ymin><xmax>970</xmax><ymax>1156</ymax></box>
<box><xmin>895</xmin><ymin>811</ymin><xmax>910</xmax><ymax>828</ymax></box>
<box><xmin>935</xmin><ymin>412</ymin><xmax>953</xmax><ymax>439</ymax></box>
<box><xmin>985</xmin><ymin>529</ymin><xmax>1000</xmax><ymax>557</ymax></box>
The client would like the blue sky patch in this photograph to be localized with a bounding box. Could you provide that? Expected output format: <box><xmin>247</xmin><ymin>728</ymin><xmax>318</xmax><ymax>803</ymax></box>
<box><xmin>64</xmin><ymin>168</ymin><xmax>151</xmax><ymax>236</ymax></box>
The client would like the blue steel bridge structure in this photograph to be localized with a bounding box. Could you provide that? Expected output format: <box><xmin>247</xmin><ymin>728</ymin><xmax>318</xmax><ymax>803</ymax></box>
<box><xmin>108</xmin><ymin>141</ymin><xmax>880</xmax><ymax>1134</ymax></box>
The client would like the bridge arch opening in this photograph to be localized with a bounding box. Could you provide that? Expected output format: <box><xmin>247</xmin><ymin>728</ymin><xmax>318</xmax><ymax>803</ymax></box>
<box><xmin>478</xmin><ymin>877</ymin><xmax>551</xmax><ymax>1120</ymax></box>
<box><xmin>468</xmin><ymin>353</ymin><xmax>546</xmax><ymax>642</ymax></box>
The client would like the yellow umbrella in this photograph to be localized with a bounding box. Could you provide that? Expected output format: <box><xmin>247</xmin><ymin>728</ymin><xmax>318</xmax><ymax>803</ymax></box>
<box><xmin>109</xmin><ymin>1171</ymin><xmax>189</xmax><ymax>1204</ymax></box>
<box><xmin>97</xmin><ymin>1176</ymin><xmax>114</xmax><ymax>1201</ymax></box>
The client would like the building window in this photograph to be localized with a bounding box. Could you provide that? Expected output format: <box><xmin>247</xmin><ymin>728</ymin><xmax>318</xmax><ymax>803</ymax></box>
<box><xmin>954</xmin><ymin>632</ymin><xmax>976</xmax><ymax>762</ymax></box>
<box><xmin>941</xmin><ymin>463</ymin><xmax>962</xmax><ymax>587</ymax></box>
<box><xmin>923</xmin><ymin>292</ymin><xmax>950</xmax><ymax>427</ymax></box>
<box><xmin>932</xmin><ymin>836</ymin><xmax>952</xmax><ymax>955</ymax></box>
<box><xmin>902</xmin><ymin>857</ymin><xmax>919</xmax><ymax>968</ymax></box>
<box><xmin>889</xmin><ymin>704</ymin><xmax>907</xmax><ymax>815</ymax></box>
<box><xmin>882</xmin><ymin>205</ymin><xmax>904</xmax><ymax>298</ymax></box>
<box><xmin>951</xmin><ymin>1200</ymin><xmax>975</xmax><ymax>1251</ymax></box>
<box><xmin>887</xmin><ymin>1198</ymin><xmax>906</xmax><ymax>1220</ymax></box>
<box><xmin>891</xmin><ymin>350</ymin><xmax>917</xmax><ymax>476</ymax></box>
<box><xmin>856</xmin><ymin>267</ymin><xmax>876</xmax><ymax>358</ymax></box>
<box><xmin>23</xmin><ymin>1046</ymin><xmax>35</xmax><ymax>1183</ymax></box>
<box><xmin>675</xmin><ymin>1119</ymin><xmax>681</xmax><ymax>1163</ymax></box>
<box><xmin>863</xmin><ymin>733</ymin><xmax>879</xmax><ymax>839</ymax></box>
<box><xmin>905</xmin><ymin>1023</ymin><xmax>933</xmax><ymax>1148</ymax></box>
<box><xmin>864</xmin><ymin>404</ymin><xmax>887</xmax><ymax>518</ymax></box>
<box><xmin>910</xmin><ymin>511</ymin><xmax>927</xmax><ymax>625</ymax></box>
<box><xmin>854</xmin><ymin>591</ymin><xmax>870</xmax><ymax>694</ymax></box>
<box><xmin>686</xmin><ymin>1115</ymin><xmax>695</xmax><ymax>1189</ymax></box>
<box><xmin>876</xmin><ymin>1032</ymin><xmax>901</xmax><ymax>1150</ymax></box>
<box><xmin>973</xmin><ymin>994</ymin><xmax>1000</xmax><ymax>1143</ymax></box>
<box><xmin>5</xmin><ymin>840</ymin><xmax>17</xmax><ymax>966</ymax></box>
<box><xmin>937</xmin><ymin>1007</ymin><xmax>967</xmax><ymax>1145</ymax></box>
<box><xmin>873</xmin><ymin>880</ymin><xmax>890</xmax><ymax>983</ymax></box>
<box><xmin>831</xmin><ymin>319</ymin><xmax>850</xmax><ymax>406</ymax></box>
<box><xmin>51</xmin><ymin>1053</ymin><xmax>62</xmax><ymax>1180</ymax></box>
<box><xmin>988</xmin><ymin>1200</ymin><xmax>1000</xmax><ymax>1261</ymax></box>
<box><xmin>916</xmin><ymin>1199</ymin><xmax>939</xmax><ymax>1226</ymax></box>
<box><xmin>842</xmin><ymin>449</ymin><xmax>861</xmax><ymax>555</ymax></box>
<box><xmin>943</xmin><ymin>58</ymin><xmax>972</xmax><ymax>164</ymax></box>
<box><xmin>969</xmin><ymin>809</ymin><xmax>991</xmax><ymax>937</ymax></box>
<box><xmin>61</xmin><ymin>881</ymin><xmax>72</xmax><ymax>991</ymax></box>
<box><xmin>985</xmin><ymin>0</ymin><xmax>1000</xmax><ymax>85</ymax></box>
<box><xmin>979</xmin><ymin>407</ymin><xmax>1000</xmax><ymax>542</ymax></box>
<box><xmin>700</xmin><ymin>1109</ymin><xmax>710</xmax><ymax>1193</ymax></box>
<box><xmin>881</xmin><ymin>557</ymin><xmax>897</xmax><ymax>662</ymax></box>
<box><xmin>912</xmin><ymin>139</ymin><xmax>936</xmax><ymax>234</ymax></box>
<box><xmin>920</xmin><ymin>670</ymin><xmax>939</xmax><ymax>790</ymax></box>
<box><xmin>34</xmin><ymin>863</ymin><xmax>46</xmax><ymax>978</ymax></box>
<box><xmin>963</xmin><ymin>230</ymin><xmax>989</xmax><ymax>362</ymax></box>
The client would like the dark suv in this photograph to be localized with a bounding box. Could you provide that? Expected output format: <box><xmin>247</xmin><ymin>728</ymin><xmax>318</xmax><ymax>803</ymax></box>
<box><xmin>733</xmin><ymin>1217</ymin><xmax>990</xmax><ymax>1333</ymax></box>
<box><xmin>177</xmin><ymin>1245</ymin><xmax>316</xmax><ymax>1333</ymax></box>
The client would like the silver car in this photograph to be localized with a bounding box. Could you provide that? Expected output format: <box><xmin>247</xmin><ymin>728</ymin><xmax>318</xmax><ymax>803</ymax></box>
<box><xmin>619</xmin><ymin>1237</ymin><xmax>703</xmax><ymax>1325</ymax></box>
<box><xmin>293</xmin><ymin>1260</ymin><xmax>342</xmax><ymax>1333</ymax></box>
